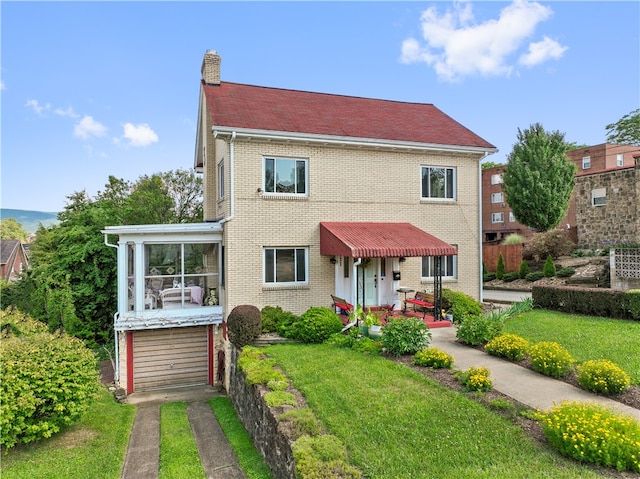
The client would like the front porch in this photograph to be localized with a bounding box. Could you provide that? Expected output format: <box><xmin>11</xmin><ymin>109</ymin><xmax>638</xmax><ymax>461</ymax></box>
<box><xmin>336</xmin><ymin>305</ymin><xmax>453</xmax><ymax>330</ymax></box>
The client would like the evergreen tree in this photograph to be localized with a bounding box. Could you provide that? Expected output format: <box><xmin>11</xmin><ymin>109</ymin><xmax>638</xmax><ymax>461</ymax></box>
<box><xmin>496</xmin><ymin>253</ymin><xmax>506</xmax><ymax>280</ymax></box>
<box><xmin>543</xmin><ymin>255</ymin><xmax>557</xmax><ymax>278</ymax></box>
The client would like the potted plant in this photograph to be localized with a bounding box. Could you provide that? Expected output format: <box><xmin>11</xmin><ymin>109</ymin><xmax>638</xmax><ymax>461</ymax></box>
<box><xmin>364</xmin><ymin>310</ymin><xmax>382</xmax><ymax>338</ymax></box>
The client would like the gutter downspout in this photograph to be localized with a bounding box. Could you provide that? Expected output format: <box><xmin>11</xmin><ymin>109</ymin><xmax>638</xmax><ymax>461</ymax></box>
<box><xmin>352</xmin><ymin>258</ymin><xmax>362</xmax><ymax>315</ymax></box>
<box><xmin>103</xmin><ymin>234</ymin><xmax>120</xmax><ymax>383</ymax></box>
<box><xmin>478</xmin><ymin>152</ymin><xmax>490</xmax><ymax>303</ymax></box>
<box><xmin>219</xmin><ymin>131</ymin><xmax>236</xmax><ymax>225</ymax></box>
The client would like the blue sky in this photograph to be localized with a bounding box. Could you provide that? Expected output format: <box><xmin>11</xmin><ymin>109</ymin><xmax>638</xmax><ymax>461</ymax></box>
<box><xmin>2</xmin><ymin>1</ymin><xmax>638</xmax><ymax>213</ymax></box>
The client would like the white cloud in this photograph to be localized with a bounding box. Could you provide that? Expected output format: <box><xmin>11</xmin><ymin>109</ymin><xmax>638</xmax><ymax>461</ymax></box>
<box><xmin>54</xmin><ymin>106</ymin><xmax>79</xmax><ymax>118</ymax></box>
<box><xmin>25</xmin><ymin>99</ymin><xmax>51</xmax><ymax>115</ymax></box>
<box><xmin>519</xmin><ymin>36</ymin><xmax>568</xmax><ymax>67</ymax></box>
<box><xmin>120</xmin><ymin>122</ymin><xmax>158</xmax><ymax>147</ymax></box>
<box><xmin>74</xmin><ymin>115</ymin><xmax>107</xmax><ymax>139</ymax></box>
<box><xmin>401</xmin><ymin>0</ymin><xmax>567</xmax><ymax>82</ymax></box>
<box><xmin>0</xmin><ymin>80</ymin><xmax>5</xmax><ymax>90</ymax></box>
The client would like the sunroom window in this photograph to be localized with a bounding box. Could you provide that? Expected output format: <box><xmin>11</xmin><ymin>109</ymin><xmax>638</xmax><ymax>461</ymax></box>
<box><xmin>143</xmin><ymin>242</ymin><xmax>219</xmax><ymax>309</ymax></box>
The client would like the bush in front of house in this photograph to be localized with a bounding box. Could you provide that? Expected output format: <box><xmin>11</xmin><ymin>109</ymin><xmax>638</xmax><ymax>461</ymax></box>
<box><xmin>519</xmin><ymin>260</ymin><xmax>530</xmax><ymax>279</ymax></box>
<box><xmin>528</xmin><ymin>341</ymin><xmax>574</xmax><ymax>378</ymax></box>
<box><xmin>495</xmin><ymin>253</ymin><xmax>506</xmax><ymax>280</ymax></box>
<box><xmin>543</xmin><ymin>255</ymin><xmax>557</xmax><ymax>278</ymax></box>
<box><xmin>523</xmin><ymin>229</ymin><xmax>575</xmax><ymax>262</ymax></box>
<box><xmin>413</xmin><ymin>347</ymin><xmax>454</xmax><ymax>369</ymax></box>
<box><xmin>536</xmin><ymin>401</ymin><xmax>640</xmax><ymax>473</ymax></box>
<box><xmin>576</xmin><ymin>359</ymin><xmax>631</xmax><ymax>395</ymax></box>
<box><xmin>290</xmin><ymin>307</ymin><xmax>344</xmax><ymax>344</ymax></box>
<box><xmin>455</xmin><ymin>311</ymin><xmax>504</xmax><ymax>346</ymax></box>
<box><xmin>0</xmin><ymin>309</ymin><xmax>100</xmax><ymax>450</ymax></box>
<box><xmin>485</xmin><ymin>333</ymin><xmax>530</xmax><ymax>361</ymax></box>
<box><xmin>261</xmin><ymin>305</ymin><xmax>300</xmax><ymax>335</ymax></box>
<box><xmin>502</xmin><ymin>272</ymin><xmax>520</xmax><ymax>282</ymax></box>
<box><xmin>556</xmin><ymin>267</ymin><xmax>576</xmax><ymax>278</ymax></box>
<box><xmin>382</xmin><ymin>316</ymin><xmax>431</xmax><ymax>356</ymax></box>
<box><xmin>227</xmin><ymin>304</ymin><xmax>263</xmax><ymax>348</ymax></box>
<box><xmin>442</xmin><ymin>289</ymin><xmax>483</xmax><ymax>322</ymax></box>
<box><xmin>525</xmin><ymin>271</ymin><xmax>545</xmax><ymax>282</ymax></box>
<box><xmin>455</xmin><ymin>366</ymin><xmax>493</xmax><ymax>392</ymax></box>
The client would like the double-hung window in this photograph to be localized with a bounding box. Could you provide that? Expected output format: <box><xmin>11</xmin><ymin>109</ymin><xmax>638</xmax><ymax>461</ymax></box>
<box><xmin>491</xmin><ymin>192</ymin><xmax>503</xmax><ymax>203</ymax></box>
<box><xmin>421</xmin><ymin>166</ymin><xmax>456</xmax><ymax>200</ymax></box>
<box><xmin>492</xmin><ymin>212</ymin><xmax>504</xmax><ymax>223</ymax></box>
<box><xmin>264</xmin><ymin>247</ymin><xmax>308</xmax><ymax>285</ymax></box>
<box><xmin>491</xmin><ymin>174</ymin><xmax>503</xmax><ymax>185</ymax></box>
<box><xmin>616</xmin><ymin>154</ymin><xmax>624</xmax><ymax>167</ymax></box>
<box><xmin>592</xmin><ymin>188</ymin><xmax>606</xmax><ymax>207</ymax></box>
<box><xmin>422</xmin><ymin>250</ymin><xmax>457</xmax><ymax>279</ymax></box>
<box><xmin>218</xmin><ymin>161</ymin><xmax>225</xmax><ymax>199</ymax></box>
<box><xmin>582</xmin><ymin>156</ymin><xmax>591</xmax><ymax>169</ymax></box>
<box><xmin>264</xmin><ymin>157</ymin><xmax>308</xmax><ymax>195</ymax></box>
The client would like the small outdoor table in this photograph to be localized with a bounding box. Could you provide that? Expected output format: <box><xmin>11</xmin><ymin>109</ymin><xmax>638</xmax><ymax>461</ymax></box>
<box><xmin>397</xmin><ymin>287</ymin><xmax>414</xmax><ymax>312</ymax></box>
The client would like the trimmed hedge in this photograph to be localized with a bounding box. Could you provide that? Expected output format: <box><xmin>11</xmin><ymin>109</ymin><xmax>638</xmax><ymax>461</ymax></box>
<box><xmin>0</xmin><ymin>309</ymin><xmax>100</xmax><ymax>449</ymax></box>
<box><xmin>532</xmin><ymin>285</ymin><xmax>640</xmax><ymax>320</ymax></box>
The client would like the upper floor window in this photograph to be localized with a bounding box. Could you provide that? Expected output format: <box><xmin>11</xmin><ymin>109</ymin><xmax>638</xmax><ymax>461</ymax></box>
<box><xmin>264</xmin><ymin>157</ymin><xmax>308</xmax><ymax>195</ymax></box>
<box><xmin>582</xmin><ymin>156</ymin><xmax>591</xmax><ymax>169</ymax></box>
<box><xmin>218</xmin><ymin>161</ymin><xmax>225</xmax><ymax>199</ymax></box>
<box><xmin>491</xmin><ymin>174</ymin><xmax>503</xmax><ymax>185</ymax></box>
<box><xmin>492</xmin><ymin>212</ymin><xmax>504</xmax><ymax>223</ymax></box>
<box><xmin>491</xmin><ymin>192</ymin><xmax>503</xmax><ymax>203</ymax></box>
<box><xmin>509</xmin><ymin>212</ymin><xmax>516</xmax><ymax>222</ymax></box>
<box><xmin>422</xmin><ymin>249</ymin><xmax>457</xmax><ymax>279</ymax></box>
<box><xmin>592</xmin><ymin>188</ymin><xmax>606</xmax><ymax>207</ymax></box>
<box><xmin>421</xmin><ymin>166</ymin><xmax>456</xmax><ymax>200</ymax></box>
<box><xmin>616</xmin><ymin>154</ymin><xmax>624</xmax><ymax>167</ymax></box>
<box><xmin>264</xmin><ymin>247</ymin><xmax>308</xmax><ymax>285</ymax></box>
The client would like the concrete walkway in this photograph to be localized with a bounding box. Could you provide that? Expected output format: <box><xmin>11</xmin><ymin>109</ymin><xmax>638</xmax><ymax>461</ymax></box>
<box><xmin>430</xmin><ymin>326</ymin><xmax>640</xmax><ymax>421</ymax></box>
<box><xmin>121</xmin><ymin>387</ymin><xmax>245</xmax><ymax>479</ymax></box>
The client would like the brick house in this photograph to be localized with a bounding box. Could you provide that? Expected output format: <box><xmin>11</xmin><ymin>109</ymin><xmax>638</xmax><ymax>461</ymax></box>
<box><xmin>0</xmin><ymin>239</ymin><xmax>29</xmax><ymax>282</ymax></box>
<box><xmin>105</xmin><ymin>50</ymin><xmax>496</xmax><ymax>394</ymax></box>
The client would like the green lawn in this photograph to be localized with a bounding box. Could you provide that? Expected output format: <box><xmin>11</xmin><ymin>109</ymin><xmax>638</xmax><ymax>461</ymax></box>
<box><xmin>503</xmin><ymin>309</ymin><xmax>640</xmax><ymax>385</ymax></box>
<box><xmin>265</xmin><ymin>343</ymin><xmax>606</xmax><ymax>479</ymax></box>
<box><xmin>159</xmin><ymin>402</ymin><xmax>206</xmax><ymax>479</ymax></box>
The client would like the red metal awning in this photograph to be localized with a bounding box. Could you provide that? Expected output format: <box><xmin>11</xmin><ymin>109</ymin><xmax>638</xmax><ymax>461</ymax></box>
<box><xmin>319</xmin><ymin>222</ymin><xmax>456</xmax><ymax>258</ymax></box>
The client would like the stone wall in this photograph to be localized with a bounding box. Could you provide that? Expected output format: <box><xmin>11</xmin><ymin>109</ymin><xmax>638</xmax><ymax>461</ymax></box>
<box><xmin>228</xmin><ymin>345</ymin><xmax>296</xmax><ymax>479</ymax></box>
<box><xmin>575</xmin><ymin>164</ymin><xmax>639</xmax><ymax>249</ymax></box>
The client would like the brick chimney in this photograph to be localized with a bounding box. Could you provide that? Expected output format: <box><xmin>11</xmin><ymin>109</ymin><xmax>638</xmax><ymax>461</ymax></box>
<box><xmin>201</xmin><ymin>50</ymin><xmax>221</xmax><ymax>85</ymax></box>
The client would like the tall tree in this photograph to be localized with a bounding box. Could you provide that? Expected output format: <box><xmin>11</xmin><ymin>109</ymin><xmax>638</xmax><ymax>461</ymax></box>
<box><xmin>0</xmin><ymin>218</ymin><xmax>28</xmax><ymax>241</ymax></box>
<box><xmin>605</xmin><ymin>108</ymin><xmax>640</xmax><ymax>145</ymax></box>
<box><xmin>502</xmin><ymin>123</ymin><xmax>577</xmax><ymax>232</ymax></box>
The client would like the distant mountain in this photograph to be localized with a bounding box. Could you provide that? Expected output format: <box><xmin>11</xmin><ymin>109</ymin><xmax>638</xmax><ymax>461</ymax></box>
<box><xmin>1</xmin><ymin>209</ymin><xmax>59</xmax><ymax>233</ymax></box>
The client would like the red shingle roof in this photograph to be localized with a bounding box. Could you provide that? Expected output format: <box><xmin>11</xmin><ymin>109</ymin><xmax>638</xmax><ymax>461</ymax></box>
<box><xmin>203</xmin><ymin>82</ymin><xmax>495</xmax><ymax>149</ymax></box>
<box><xmin>320</xmin><ymin>222</ymin><xmax>456</xmax><ymax>258</ymax></box>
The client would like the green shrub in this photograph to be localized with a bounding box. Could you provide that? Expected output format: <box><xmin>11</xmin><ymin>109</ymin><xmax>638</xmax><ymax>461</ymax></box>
<box><xmin>495</xmin><ymin>253</ymin><xmax>506</xmax><ymax>280</ymax></box>
<box><xmin>483</xmin><ymin>272</ymin><xmax>496</xmax><ymax>282</ymax></box>
<box><xmin>292</xmin><ymin>434</ymin><xmax>362</xmax><ymax>479</ymax></box>
<box><xmin>382</xmin><ymin>316</ymin><xmax>431</xmax><ymax>357</ymax></box>
<box><xmin>528</xmin><ymin>341</ymin><xmax>574</xmax><ymax>378</ymax></box>
<box><xmin>523</xmin><ymin>229</ymin><xmax>574</xmax><ymax>262</ymax></box>
<box><xmin>0</xmin><ymin>310</ymin><xmax>100</xmax><ymax>449</ymax></box>
<box><xmin>442</xmin><ymin>289</ymin><xmax>483</xmax><ymax>321</ymax></box>
<box><xmin>266</xmin><ymin>378</ymin><xmax>289</xmax><ymax>391</ymax></box>
<box><xmin>291</xmin><ymin>307</ymin><xmax>344</xmax><ymax>344</ymax></box>
<box><xmin>485</xmin><ymin>333</ymin><xmax>530</xmax><ymax>361</ymax></box>
<box><xmin>576</xmin><ymin>360</ymin><xmax>631</xmax><ymax>395</ymax></box>
<box><xmin>532</xmin><ymin>285</ymin><xmax>635</xmax><ymax>319</ymax></box>
<box><xmin>537</xmin><ymin>401</ymin><xmax>640</xmax><ymax>473</ymax></box>
<box><xmin>350</xmin><ymin>336</ymin><xmax>384</xmax><ymax>355</ymax></box>
<box><xmin>518</xmin><ymin>260</ymin><xmax>530</xmax><ymax>279</ymax></box>
<box><xmin>455</xmin><ymin>366</ymin><xmax>493</xmax><ymax>392</ymax></box>
<box><xmin>455</xmin><ymin>312</ymin><xmax>504</xmax><ymax>346</ymax></box>
<box><xmin>502</xmin><ymin>233</ymin><xmax>524</xmax><ymax>245</ymax></box>
<box><xmin>543</xmin><ymin>254</ymin><xmax>556</xmax><ymax>277</ymax></box>
<box><xmin>264</xmin><ymin>391</ymin><xmax>298</xmax><ymax>408</ymax></box>
<box><xmin>237</xmin><ymin>346</ymin><xmax>288</xmax><ymax>386</ymax></box>
<box><xmin>502</xmin><ymin>272</ymin><xmax>519</xmax><ymax>282</ymax></box>
<box><xmin>413</xmin><ymin>347</ymin><xmax>454</xmax><ymax>369</ymax></box>
<box><xmin>525</xmin><ymin>271</ymin><xmax>545</xmax><ymax>282</ymax></box>
<box><xmin>623</xmin><ymin>290</ymin><xmax>640</xmax><ymax>320</ymax></box>
<box><xmin>279</xmin><ymin>407</ymin><xmax>324</xmax><ymax>438</ymax></box>
<box><xmin>261</xmin><ymin>305</ymin><xmax>299</xmax><ymax>334</ymax></box>
<box><xmin>504</xmin><ymin>297</ymin><xmax>534</xmax><ymax>317</ymax></box>
<box><xmin>227</xmin><ymin>304</ymin><xmax>262</xmax><ymax>348</ymax></box>
<box><xmin>556</xmin><ymin>267</ymin><xmax>575</xmax><ymax>278</ymax></box>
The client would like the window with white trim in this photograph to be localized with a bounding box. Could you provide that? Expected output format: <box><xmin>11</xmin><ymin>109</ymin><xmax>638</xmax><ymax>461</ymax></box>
<box><xmin>592</xmin><ymin>188</ymin><xmax>606</xmax><ymax>207</ymax></box>
<box><xmin>264</xmin><ymin>157</ymin><xmax>308</xmax><ymax>195</ymax></box>
<box><xmin>491</xmin><ymin>174</ymin><xmax>503</xmax><ymax>185</ymax></box>
<box><xmin>616</xmin><ymin>154</ymin><xmax>624</xmax><ymax>167</ymax></box>
<box><xmin>264</xmin><ymin>247</ymin><xmax>308</xmax><ymax>284</ymax></box>
<box><xmin>491</xmin><ymin>192</ymin><xmax>503</xmax><ymax>203</ymax></box>
<box><xmin>509</xmin><ymin>212</ymin><xmax>516</xmax><ymax>222</ymax></box>
<box><xmin>492</xmin><ymin>212</ymin><xmax>504</xmax><ymax>223</ymax></box>
<box><xmin>218</xmin><ymin>161</ymin><xmax>225</xmax><ymax>199</ymax></box>
<box><xmin>582</xmin><ymin>156</ymin><xmax>591</xmax><ymax>169</ymax></box>
<box><xmin>422</xmin><ymin>248</ymin><xmax>457</xmax><ymax>279</ymax></box>
<box><xmin>421</xmin><ymin>166</ymin><xmax>456</xmax><ymax>200</ymax></box>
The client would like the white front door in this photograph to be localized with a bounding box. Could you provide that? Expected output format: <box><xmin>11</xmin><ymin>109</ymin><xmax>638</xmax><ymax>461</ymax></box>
<box><xmin>358</xmin><ymin>259</ymin><xmax>378</xmax><ymax>307</ymax></box>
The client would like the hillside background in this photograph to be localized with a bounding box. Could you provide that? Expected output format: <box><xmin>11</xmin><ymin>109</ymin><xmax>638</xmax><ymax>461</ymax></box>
<box><xmin>1</xmin><ymin>209</ymin><xmax>59</xmax><ymax>234</ymax></box>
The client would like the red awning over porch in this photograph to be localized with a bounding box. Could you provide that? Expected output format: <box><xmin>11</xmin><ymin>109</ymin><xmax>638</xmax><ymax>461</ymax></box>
<box><xmin>319</xmin><ymin>222</ymin><xmax>456</xmax><ymax>258</ymax></box>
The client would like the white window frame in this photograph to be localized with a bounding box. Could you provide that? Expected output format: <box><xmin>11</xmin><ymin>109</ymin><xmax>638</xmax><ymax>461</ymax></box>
<box><xmin>616</xmin><ymin>154</ymin><xmax>624</xmax><ymax>167</ymax></box>
<box><xmin>218</xmin><ymin>161</ymin><xmax>225</xmax><ymax>199</ymax></box>
<box><xmin>421</xmin><ymin>248</ymin><xmax>457</xmax><ymax>280</ymax></box>
<box><xmin>492</xmin><ymin>212</ymin><xmax>504</xmax><ymax>223</ymax></box>
<box><xmin>263</xmin><ymin>157</ymin><xmax>308</xmax><ymax>196</ymax></box>
<box><xmin>509</xmin><ymin>212</ymin><xmax>516</xmax><ymax>223</ymax></box>
<box><xmin>491</xmin><ymin>192</ymin><xmax>503</xmax><ymax>203</ymax></box>
<box><xmin>592</xmin><ymin>188</ymin><xmax>606</xmax><ymax>207</ymax></box>
<box><xmin>582</xmin><ymin>156</ymin><xmax>591</xmax><ymax>169</ymax></box>
<box><xmin>263</xmin><ymin>247</ymin><xmax>308</xmax><ymax>285</ymax></box>
<box><xmin>491</xmin><ymin>174</ymin><xmax>503</xmax><ymax>185</ymax></box>
<box><xmin>421</xmin><ymin>166</ymin><xmax>456</xmax><ymax>200</ymax></box>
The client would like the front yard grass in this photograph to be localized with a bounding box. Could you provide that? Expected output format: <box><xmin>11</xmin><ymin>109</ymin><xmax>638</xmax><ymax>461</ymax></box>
<box><xmin>159</xmin><ymin>402</ymin><xmax>205</xmax><ymax>479</ymax></box>
<box><xmin>503</xmin><ymin>309</ymin><xmax>640</xmax><ymax>385</ymax></box>
<box><xmin>265</xmin><ymin>343</ymin><xmax>606</xmax><ymax>479</ymax></box>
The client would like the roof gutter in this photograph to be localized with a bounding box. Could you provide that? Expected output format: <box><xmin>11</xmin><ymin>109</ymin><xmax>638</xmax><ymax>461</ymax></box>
<box><xmin>212</xmin><ymin>127</ymin><xmax>497</xmax><ymax>155</ymax></box>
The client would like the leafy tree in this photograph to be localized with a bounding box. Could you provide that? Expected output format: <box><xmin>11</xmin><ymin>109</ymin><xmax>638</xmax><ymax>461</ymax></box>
<box><xmin>502</xmin><ymin>123</ymin><xmax>577</xmax><ymax>232</ymax></box>
<box><xmin>481</xmin><ymin>161</ymin><xmax>504</xmax><ymax>170</ymax></box>
<box><xmin>605</xmin><ymin>108</ymin><xmax>640</xmax><ymax>145</ymax></box>
<box><xmin>0</xmin><ymin>218</ymin><xmax>28</xmax><ymax>241</ymax></box>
